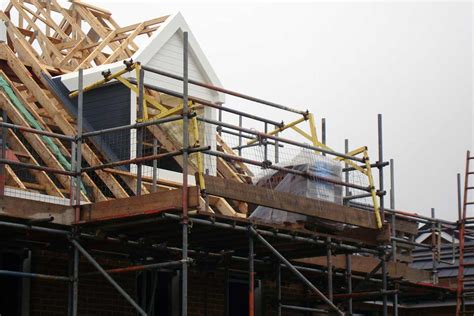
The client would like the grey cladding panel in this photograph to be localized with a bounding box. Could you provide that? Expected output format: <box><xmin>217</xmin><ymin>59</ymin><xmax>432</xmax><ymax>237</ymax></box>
<box><xmin>81</xmin><ymin>83</ymin><xmax>131</xmax><ymax>161</ymax></box>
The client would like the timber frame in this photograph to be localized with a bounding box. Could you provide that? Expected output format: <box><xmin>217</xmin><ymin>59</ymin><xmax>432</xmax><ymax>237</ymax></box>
<box><xmin>0</xmin><ymin>1</ymin><xmax>460</xmax><ymax>316</ymax></box>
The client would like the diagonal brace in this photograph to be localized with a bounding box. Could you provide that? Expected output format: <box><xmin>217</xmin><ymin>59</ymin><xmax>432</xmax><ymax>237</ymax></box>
<box><xmin>70</xmin><ymin>239</ymin><xmax>147</xmax><ymax>316</ymax></box>
<box><xmin>248</xmin><ymin>226</ymin><xmax>344</xmax><ymax>316</ymax></box>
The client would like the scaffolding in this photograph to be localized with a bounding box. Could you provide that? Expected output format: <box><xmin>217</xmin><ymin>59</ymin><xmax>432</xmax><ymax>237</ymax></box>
<box><xmin>0</xmin><ymin>1</ymin><xmax>465</xmax><ymax>316</ymax></box>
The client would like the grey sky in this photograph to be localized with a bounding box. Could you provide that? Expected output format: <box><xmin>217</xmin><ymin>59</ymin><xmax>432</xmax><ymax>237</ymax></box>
<box><xmin>93</xmin><ymin>1</ymin><xmax>473</xmax><ymax>220</ymax></box>
<box><xmin>8</xmin><ymin>1</ymin><xmax>473</xmax><ymax>220</ymax></box>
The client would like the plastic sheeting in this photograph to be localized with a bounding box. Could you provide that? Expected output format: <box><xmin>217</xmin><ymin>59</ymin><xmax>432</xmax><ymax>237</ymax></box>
<box><xmin>249</xmin><ymin>151</ymin><xmax>343</xmax><ymax>225</ymax></box>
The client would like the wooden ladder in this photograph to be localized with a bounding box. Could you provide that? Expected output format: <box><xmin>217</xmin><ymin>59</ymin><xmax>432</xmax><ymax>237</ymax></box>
<box><xmin>456</xmin><ymin>150</ymin><xmax>474</xmax><ymax>315</ymax></box>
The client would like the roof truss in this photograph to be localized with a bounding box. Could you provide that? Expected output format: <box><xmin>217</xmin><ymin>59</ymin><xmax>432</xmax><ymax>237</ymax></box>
<box><xmin>3</xmin><ymin>0</ymin><xmax>168</xmax><ymax>72</ymax></box>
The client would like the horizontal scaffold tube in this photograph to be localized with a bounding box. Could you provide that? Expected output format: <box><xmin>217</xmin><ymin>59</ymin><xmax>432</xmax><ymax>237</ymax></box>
<box><xmin>81</xmin><ymin>146</ymin><xmax>210</xmax><ymax>172</ymax></box>
<box><xmin>141</xmin><ymin>65</ymin><xmax>307</xmax><ymax>115</ymax></box>
<box><xmin>0</xmin><ymin>270</ymin><xmax>71</xmax><ymax>281</ymax></box>
<box><xmin>127</xmin><ymin>78</ymin><xmax>283</xmax><ymax>127</ymax></box>
<box><xmin>333</xmin><ymin>290</ymin><xmax>398</xmax><ymax>300</ymax></box>
<box><xmin>0</xmin><ymin>121</ymin><xmax>74</xmax><ymax>141</ymax></box>
<box><xmin>162</xmin><ymin>213</ymin><xmax>380</xmax><ymax>255</ymax></box>
<box><xmin>0</xmin><ymin>158</ymin><xmax>76</xmax><ymax>176</ymax></box>
<box><xmin>349</xmin><ymin>201</ymin><xmax>457</xmax><ymax>227</ymax></box>
<box><xmin>81</xmin><ymin>259</ymin><xmax>190</xmax><ymax>276</ymax></box>
<box><xmin>197</xmin><ymin>117</ymin><xmax>365</xmax><ymax>163</ymax></box>
<box><xmin>0</xmin><ymin>220</ymin><xmax>71</xmax><ymax>235</ymax></box>
<box><xmin>81</xmin><ymin>115</ymin><xmax>184</xmax><ymax>138</ymax></box>
<box><xmin>343</xmin><ymin>161</ymin><xmax>389</xmax><ymax>172</ymax></box>
<box><xmin>204</xmin><ymin>150</ymin><xmax>370</xmax><ymax>192</ymax></box>
<box><xmin>280</xmin><ymin>305</ymin><xmax>329</xmax><ymax>314</ymax></box>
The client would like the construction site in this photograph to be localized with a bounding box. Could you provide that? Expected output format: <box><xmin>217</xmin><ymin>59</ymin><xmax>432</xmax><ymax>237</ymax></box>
<box><xmin>0</xmin><ymin>1</ymin><xmax>470</xmax><ymax>315</ymax></box>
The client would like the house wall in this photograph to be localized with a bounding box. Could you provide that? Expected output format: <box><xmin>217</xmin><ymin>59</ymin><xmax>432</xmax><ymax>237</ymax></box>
<box><xmin>145</xmin><ymin>32</ymin><xmax>219</xmax><ymax>104</ymax></box>
<box><xmin>144</xmin><ymin>30</ymin><xmax>218</xmax><ymax>177</ymax></box>
<box><xmin>81</xmin><ymin>83</ymin><xmax>131</xmax><ymax>162</ymax></box>
<box><xmin>131</xmin><ymin>30</ymin><xmax>218</xmax><ymax>178</ymax></box>
<box><xmin>25</xmin><ymin>250</ymin><xmax>311</xmax><ymax>316</ymax></box>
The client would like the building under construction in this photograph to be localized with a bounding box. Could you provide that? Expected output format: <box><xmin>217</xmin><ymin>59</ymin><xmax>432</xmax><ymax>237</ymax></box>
<box><xmin>0</xmin><ymin>1</ymin><xmax>471</xmax><ymax>315</ymax></box>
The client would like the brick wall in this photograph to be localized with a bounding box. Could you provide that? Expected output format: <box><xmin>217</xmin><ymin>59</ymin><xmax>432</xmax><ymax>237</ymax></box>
<box><xmin>30</xmin><ymin>250</ymin><xmax>136</xmax><ymax>316</ymax></box>
<box><xmin>27</xmin><ymin>249</ymin><xmax>316</xmax><ymax>315</ymax></box>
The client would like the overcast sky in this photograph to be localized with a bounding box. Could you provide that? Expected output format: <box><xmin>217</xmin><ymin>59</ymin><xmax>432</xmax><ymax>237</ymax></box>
<box><xmin>110</xmin><ymin>1</ymin><xmax>472</xmax><ymax>221</ymax></box>
<box><xmin>5</xmin><ymin>1</ymin><xmax>472</xmax><ymax>220</ymax></box>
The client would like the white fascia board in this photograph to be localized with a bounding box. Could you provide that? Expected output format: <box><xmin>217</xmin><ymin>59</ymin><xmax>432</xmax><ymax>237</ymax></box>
<box><xmin>58</xmin><ymin>60</ymin><xmax>126</xmax><ymax>91</ymax></box>
<box><xmin>134</xmin><ymin>12</ymin><xmax>224</xmax><ymax>103</ymax></box>
<box><xmin>415</xmin><ymin>231</ymin><xmax>459</xmax><ymax>244</ymax></box>
<box><xmin>54</xmin><ymin>12</ymin><xmax>224</xmax><ymax>103</ymax></box>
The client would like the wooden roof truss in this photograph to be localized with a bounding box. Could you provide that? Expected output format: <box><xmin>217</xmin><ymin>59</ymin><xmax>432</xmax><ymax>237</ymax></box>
<box><xmin>3</xmin><ymin>0</ymin><xmax>168</xmax><ymax>72</ymax></box>
<box><xmin>0</xmin><ymin>0</ymin><xmax>252</xmax><ymax>216</ymax></box>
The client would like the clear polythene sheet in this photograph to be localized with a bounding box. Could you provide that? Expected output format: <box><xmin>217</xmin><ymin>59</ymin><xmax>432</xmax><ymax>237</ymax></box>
<box><xmin>249</xmin><ymin>151</ymin><xmax>343</xmax><ymax>227</ymax></box>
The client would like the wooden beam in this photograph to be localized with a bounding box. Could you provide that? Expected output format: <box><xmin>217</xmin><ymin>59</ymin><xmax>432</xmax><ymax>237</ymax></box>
<box><xmin>5</xmin><ymin>165</ymin><xmax>27</xmax><ymax>189</ymax></box>
<box><xmin>147</xmin><ymin>124</ymin><xmax>198</xmax><ymax>174</ymax></box>
<box><xmin>1</xmin><ymin>43</ymin><xmax>129</xmax><ymax>200</ymax></box>
<box><xmin>0</xmin><ymin>195</ymin><xmax>74</xmax><ymax>225</ymax></box>
<box><xmin>208</xmin><ymin>195</ymin><xmax>238</xmax><ymax>217</ymax></box>
<box><xmin>74</xmin><ymin>6</ymin><xmax>127</xmax><ymax>61</ymax></box>
<box><xmin>21</xmin><ymin>0</ymin><xmax>68</xmax><ymax>39</ymax></box>
<box><xmin>113</xmin><ymin>16</ymin><xmax>168</xmax><ymax>35</ymax></box>
<box><xmin>297</xmin><ymin>255</ymin><xmax>431</xmax><ymax>283</ymax></box>
<box><xmin>80</xmin><ymin>186</ymin><xmax>200</xmax><ymax>222</ymax></box>
<box><xmin>7</xmin><ymin>129</ymin><xmax>64</xmax><ymax>197</ymax></box>
<box><xmin>70</xmin><ymin>0</ymin><xmax>112</xmax><ymax>17</ymax></box>
<box><xmin>74</xmin><ymin>30</ymin><xmax>115</xmax><ymax>70</ymax></box>
<box><xmin>217</xmin><ymin>134</ymin><xmax>253</xmax><ymax>177</ymax></box>
<box><xmin>103</xmin><ymin>22</ymin><xmax>144</xmax><ymax>64</ymax></box>
<box><xmin>0</xmin><ymin>69</ymin><xmax>106</xmax><ymax>202</ymax></box>
<box><xmin>10</xmin><ymin>0</ymin><xmax>63</xmax><ymax>63</ymax></box>
<box><xmin>0</xmin><ymin>90</ymin><xmax>77</xmax><ymax>198</ymax></box>
<box><xmin>57</xmin><ymin>36</ymin><xmax>86</xmax><ymax>67</ymax></box>
<box><xmin>204</xmin><ymin>175</ymin><xmax>379</xmax><ymax>229</ymax></box>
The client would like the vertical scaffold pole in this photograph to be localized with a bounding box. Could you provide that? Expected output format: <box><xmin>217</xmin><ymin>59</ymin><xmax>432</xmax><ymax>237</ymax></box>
<box><xmin>393</xmin><ymin>282</ymin><xmax>399</xmax><ymax>316</ymax></box>
<box><xmin>0</xmin><ymin>110</ymin><xmax>6</xmax><ymax>196</ymax></box>
<box><xmin>327</xmin><ymin>238</ymin><xmax>333</xmax><ymax>302</ymax></box>
<box><xmin>75</xmin><ymin>69</ymin><xmax>83</xmax><ymax>220</ymax></box>
<box><xmin>276</xmin><ymin>263</ymin><xmax>281</xmax><ymax>316</ymax></box>
<box><xmin>264</xmin><ymin>123</ymin><xmax>268</xmax><ymax>162</ymax></box>
<box><xmin>152</xmin><ymin>138</ymin><xmax>158</xmax><ymax>192</ymax></box>
<box><xmin>72</xmin><ymin>245</ymin><xmax>78</xmax><ymax>316</ymax></box>
<box><xmin>181</xmin><ymin>31</ymin><xmax>190</xmax><ymax>316</ymax></box>
<box><xmin>390</xmin><ymin>159</ymin><xmax>395</xmax><ymax>210</ymax></box>
<box><xmin>218</xmin><ymin>105</ymin><xmax>222</xmax><ymax>137</ymax></box>
<box><xmin>136</xmin><ymin>67</ymin><xmax>145</xmax><ymax>196</ymax></box>
<box><xmin>274</xmin><ymin>124</ymin><xmax>279</xmax><ymax>163</ymax></box>
<box><xmin>382</xmin><ymin>257</ymin><xmax>388</xmax><ymax>316</ymax></box>
<box><xmin>249</xmin><ymin>229</ymin><xmax>255</xmax><ymax>316</ymax></box>
<box><xmin>390</xmin><ymin>158</ymin><xmax>396</xmax><ymax>260</ymax></box>
<box><xmin>345</xmin><ymin>254</ymin><xmax>353</xmax><ymax>315</ymax></box>
<box><xmin>238</xmin><ymin>115</ymin><xmax>242</xmax><ymax>157</ymax></box>
<box><xmin>322</xmin><ymin>118</ymin><xmax>326</xmax><ymax>156</ymax></box>
<box><xmin>378</xmin><ymin>114</ymin><xmax>388</xmax><ymax>316</ymax></box>
<box><xmin>70</xmin><ymin>142</ymin><xmax>76</xmax><ymax>206</ymax></box>
<box><xmin>344</xmin><ymin>139</ymin><xmax>350</xmax><ymax>198</ymax></box>
<box><xmin>71</xmin><ymin>68</ymin><xmax>83</xmax><ymax>316</ymax></box>
<box><xmin>390</xmin><ymin>159</ymin><xmax>398</xmax><ymax>316</ymax></box>
<box><xmin>431</xmin><ymin>208</ymin><xmax>439</xmax><ymax>284</ymax></box>
<box><xmin>377</xmin><ymin>113</ymin><xmax>385</xmax><ymax>222</ymax></box>
<box><xmin>68</xmin><ymin>246</ymin><xmax>78</xmax><ymax>316</ymax></box>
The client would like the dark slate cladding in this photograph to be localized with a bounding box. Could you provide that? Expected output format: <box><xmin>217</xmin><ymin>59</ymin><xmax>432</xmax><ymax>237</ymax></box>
<box><xmin>78</xmin><ymin>83</ymin><xmax>131</xmax><ymax>162</ymax></box>
<box><xmin>48</xmin><ymin>77</ymin><xmax>131</xmax><ymax>166</ymax></box>
<box><xmin>411</xmin><ymin>224</ymin><xmax>474</xmax><ymax>289</ymax></box>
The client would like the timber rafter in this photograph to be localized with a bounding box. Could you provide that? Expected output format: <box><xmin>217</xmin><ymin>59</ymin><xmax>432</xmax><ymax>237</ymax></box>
<box><xmin>2</xmin><ymin>0</ymin><xmax>168</xmax><ymax>71</ymax></box>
